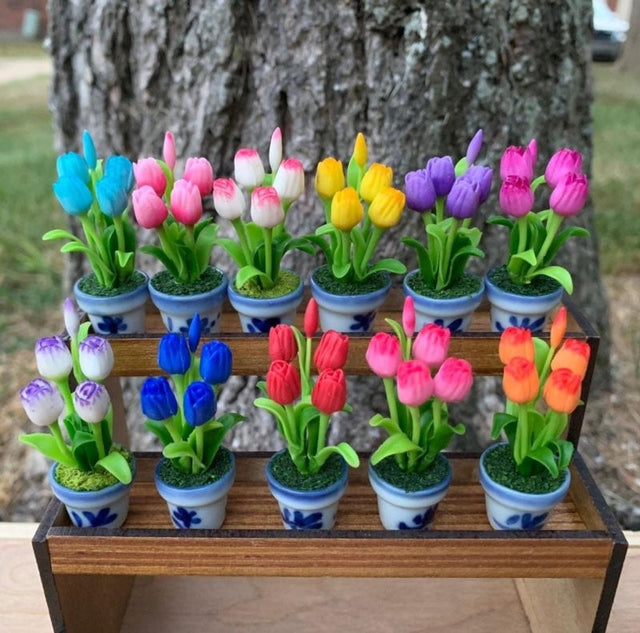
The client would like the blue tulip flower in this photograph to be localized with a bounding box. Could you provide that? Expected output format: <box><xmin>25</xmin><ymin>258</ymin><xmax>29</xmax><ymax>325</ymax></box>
<box><xmin>96</xmin><ymin>174</ymin><xmax>129</xmax><ymax>217</ymax></box>
<box><xmin>184</xmin><ymin>381</ymin><xmax>216</xmax><ymax>427</ymax></box>
<box><xmin>52</xmin><ymin>175</ymin><xmax>93</xmax><ymax>216</ymax></box>
<box><xmin>83</xmin><ymin>130</ymin><xmax>97</xmax><ymax>169</ymax></box>
<box><xmin>158</xmin><ymin>333</ymin><xmax>191</xmax><ymax>375</ymax></box>
<box><xmin>200</xmin><ymin>340</ymin><xmax>232</xmax><ymax>385</ymax></box>
<box><xmin>56</xmin><ymin>152</ymin><xmax>90</xmax><ymax>183</ymax></box>
<box><xmin>188</xmin><ymin>313</ymin><xmax>201</xmax><ymax>354</ymax></box>
<box><xmin>105</xmin><ymin>155</ymin><xmax>134</xmax><ymax>193</ymax></box>
<box><xmin>141</xmin><ymin>376</ymin><xmax>178</xmax><ymax>420</ymax></box>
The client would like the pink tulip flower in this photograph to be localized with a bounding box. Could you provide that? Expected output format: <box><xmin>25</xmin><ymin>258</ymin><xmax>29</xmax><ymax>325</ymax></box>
<box><xmin>499</xmin><ymin>145</ymin><xmax>535</xmax><ymax>181</ymax></box>
<box><xmin>234</xmin><ymin>148</ymin><xmax>265</xmax><ymax>189</ymax></box>
<box><xmin>499</xmin><ymin>175</ymin><xmax>534</xmax><ymax>218</ymax></box>
<box><xmin>183</xmin><ymin>157</ymin><xmax>214</xmax><ymax>197</ymax></box>
<box><xmin>250</xmin><ymin>186</ymin><xmax>284</xmax><ymax>228</ymax></box>
<box><xmin>133</xmin><ymin>157</ymin><xmax>167</xmax><ymax>196</ymax></box>
<box><xmin>545</xmin><ymin>148</ymin><xmax>583</xmax><ymax>188</ymax></box>
<box><xmin>412</xmin><ymin>323</ymin><xmax>451</xmax><ymax>369</ymax></box>
<box><xmin>396</xmin><ymin>360</ymin><xmax>433</xmax><ymax>407</ymax></box>
<box><xmin>213</xmin><ymin>178</ymin><xmax>245</xmax><ymax>220</ymax></box>
<box><xmin>170</xmin><ymin>179</ymin><xmax>203</xmax><ymax>225</ymax></box>
<box><xmin>273</xmin><ymin>158</ymin><xmax>305</xmax><ymax>202</ymax></box>
<box><xmin>549</xmin><ymin>172</ymin><xmax>589</xmax><ymax>217</ymax></box>
<box><xmin>269</xmin><ymin>127</ymin><xmax>282</xmax><ymax>173</ymax></box>
<box><xmin>433</xmin><ymin>357</ymin><xmax>473</xmax><ymax>403</ymax></box>
<box><xmin>402</xmin><ymin>296</ymin><xmax>415</xmax><ymax>338</ymax></box>
<box><xmin>132</xmin><ymin>185</ymin><xmax>169</xmax><ymax>229</ymax></box>
<box><xmin>163</xmin><ymin>131</ymin><xmax>176</xmax><ymax>170</ymax></box>
<box><xmin>366</xmin><ymin>333</ymin><xmax>402</xmax><ymax>378</ymax></box>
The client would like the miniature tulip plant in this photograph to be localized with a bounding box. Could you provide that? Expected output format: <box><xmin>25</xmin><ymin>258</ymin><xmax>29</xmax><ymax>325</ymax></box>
<box><xmin>254</xmin><ymin>299</ymin><xmax>360</xmax><ymax>475</ymax></box>
<box><xmin>19</xmin><ymin>298</ymin><xmax>132</xmax><ymax>485</ymax></box>
<box><xmin>366</xmin><ymin>297</ymin><xmax>473</xmax><ymax>472</ymax></box>
<box><xmin>492</xmin><ymin>307</ymin><xmax>589</xmax><ymax>477</ymax></box>
<box><xmin>212</xmin><ymin>127</ymin><xmax>314</xmax><ymax>292</ymax></box>
<box><xmin>311</xmin><ymin>133</ymin><xmax>407</xmax><ymax>285</ymax></box>
<box><xmin>488</xmin><ymin>144</ymin><xmax>590</xmax><ymax>294</ymax></box>
<box><xmin>131</xmin><ymin>131</ymin><xmax>219</xmax><ymax>286</ymax></box>
<box><xmin>402</xmin><ymin>129</ymin><xmax>491</xmax><ymax>293</ymax></box>
<box><xmin>140</xmin><ymin>314</ymin><xmax>245</xmax><ymax>475</ymax></box>
<box><xmin>45</xmin><ymin>130</ymin><xmax>138</xmax><ymax>291</ymax></box>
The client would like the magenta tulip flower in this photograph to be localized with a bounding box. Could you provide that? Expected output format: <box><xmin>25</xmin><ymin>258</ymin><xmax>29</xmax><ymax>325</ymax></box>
<box><xmin>366</xmin><ymin>333</ymin><xmax>402</xmax><ymax>378</ymax></box>
<box><xmin>170</xmin><ymin>179</ymin><xmax>203</xmax><ymax>226</ymax></box>
<box><xmin>234</xmin><ymin>148</ymin><xmax>265</xmax><ymax>189</ymax></box>
<box><xmin>499</xmin><ymin>175</ymin><xmax>534</xmax><ymax>218</ymax></box>
<box><xmin>273</xmin><ymin>158</ymin><xmax>305</xmax><ymax>202</ymax></box>
<box><xmin>213</xmin><ymin>178</ymin><xmax>245</xmax><ymax>220</ymax></box>
<box><xmin>133</xmin><ymin>157</ymin><xmax>167</xmax><ymax>197</ymax></box>
<box><xmin>549</xmin><ymin>172</ymin><xmax>589</xmax><ymax>217</ymax></box>
<box><xmin>412</xmin><ymin>323</ymin><xmax>451</xmax><ymax>369</ymax></box>
<box><xmin>545</xmin><ymin>149</ymin><xmax>583</xmax><ymax>188</ymax></box>
<box><xmin>183</xmin><ymin>157</ymin><xmax>214</xmax><ymax>197</ymax></box>
<box><xmin>499</xmin><ymin>145</ymin><xmax>535</xmax><ymax>181</ymax></box>
<box><xmin>250</xmin><ymin>186</ymin><xmax>284</xmax><ymax>228</ymax></box>
<box><xmin>433</xmin><ymin>358</ymin><xmax>474</xmax><ymax>403</ymax></box>
<box><xmin>132</xmin><ymin>185</ymin><xmax>169</xmax><ymax>229</ymax></box>
<box><xmin>396</xmin><ymin>360</ymin><xmax>433</xmax><ymax>407</ymax></box>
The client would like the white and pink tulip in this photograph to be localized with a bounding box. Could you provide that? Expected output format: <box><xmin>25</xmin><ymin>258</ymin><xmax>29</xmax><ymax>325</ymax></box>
<box><xmin>273</xmin><ymin>158</ymin><xmax>305</xmax><ymax>202</ymax></box>
<box><xmin>250</xmin><ymin>186</ymin><xmax>284</xmax><ymax>228</ymax></box>
<box><xmin>213</xmin><ymin>178</ymin><xmax>246</xmax><ymax>220</ymax></box>
<box><xmin>234</xmin><ymin>148</ymin><xmax>265</xmax><ymax>189</ymax></box>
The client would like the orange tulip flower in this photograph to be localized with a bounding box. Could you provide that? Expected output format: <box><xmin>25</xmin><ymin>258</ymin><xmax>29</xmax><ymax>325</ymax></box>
<box><xmin>544</xmin><ymin>368</ymin><xmax>582</xmax><ymax>414</ymax></box>
<box><xmin>550</xmin><ymin>307</ymin><xmax>567</xmax><ymax>349</ymax></box>
<box><xmin>503</xmin><ymin>357</ymin><xmax>539</xmax><ymax>404</ymax></box>
<box><xmin>498</xmin><ymin>327</ymin><xmax>535</xmax><ymax>365</ymax></box>
<box><xmin>551</xmin><ymin>338</ymin><xmax>590</xmax><ymax>379</ymax></box>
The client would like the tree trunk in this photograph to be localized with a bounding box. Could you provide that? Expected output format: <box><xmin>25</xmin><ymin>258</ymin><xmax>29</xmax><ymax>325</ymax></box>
<box><xmin>48</xmin><ymin>0</ymin><xmax>608</xmax><ymax>454</ymax></box>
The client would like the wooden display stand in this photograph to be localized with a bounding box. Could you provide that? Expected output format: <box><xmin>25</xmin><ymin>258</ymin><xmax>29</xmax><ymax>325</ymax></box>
<box><xmin>32</xmin><ymin>294</ymin><xmax>627</xmax><ymax>633</ymax></box>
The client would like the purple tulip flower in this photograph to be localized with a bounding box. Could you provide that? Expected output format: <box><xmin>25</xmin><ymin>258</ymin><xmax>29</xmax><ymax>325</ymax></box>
<box><xmin>465</xmin><ymin>129</ymin><xmax>483</xmax><ymax>165</ymax></box>
<box><xmin>445</xmin><ymin>178</ymin><xmax>481</xmax><ymax>219</ymax></box>
<box><xmin>20</xmin><ymin>378</ymin><xmax>65</xmax><ymax>427</ymax></box>
<box><xmin>426</xmin><ymin>156</ymin><xmax>455</xmax><ymax>197</ymax></box>
<box><xmin>460</xmin><ymin>165</ymin><xmax>493</xmax><ymax>203</ymax></box>
<box><xmin>73</xmin><ymin>381</ymin><xmax>110</xmax><ymax>424</ymax></box>
<box><xmin>404</xmin><ymin>169</ymin><xmax>436</xmax><ymax>212</ymax></box>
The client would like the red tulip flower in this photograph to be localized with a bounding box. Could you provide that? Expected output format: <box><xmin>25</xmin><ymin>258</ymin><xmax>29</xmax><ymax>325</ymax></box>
<box><xmin>314</xmin><ymin>330</ymin><xmax>349</xmax><ymax>371</ymax></box>
<box><xmin>268</xmin><ymin>324</ymin><xmax>297</xmax><ymax>363</ymax></box>
<box><xmin>312</xmin><ymin>368</ymin><xmax>347</xmax><ymax>415</ymax></box>
<box><xmin>266</xmin><ymin>360</ymin><xmax>300</xmax><ymax>406</ymax></box>
<box><xmin>304</xmin><ymin>298</ymin><xmax>319</xmax><ymax>338</ymax></box>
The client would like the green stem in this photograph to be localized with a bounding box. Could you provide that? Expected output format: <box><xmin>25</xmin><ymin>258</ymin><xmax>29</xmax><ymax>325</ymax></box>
<box><xmin>323</xmin><ymin>199</ymin><xmax>332</xmax><ymax>224</ymax></box>
<box><xmin>435</xmin><ymin>197</ymin><xmax>444</xmax><ymax>224</ymax></box>
<box><xmin>263</xmin><ymin>227</ymin><xmax>274</xmax><ymax>289</ymax></box>
<box><xmin>172</xmin><ymin>373</ymin><xmax>187</xmax><ymax>437</ymax></box>
<box><xmin>432</xmin><ymin>399</ymin><xmax>443</xmax><ymax>432</ymax></box>
<box><xmin>231</xmin><ymin>218</ymin><xmax>253</xmax><ymax>266</ymax></box>
<box><xmin>316</xmin><ymin>413</ymin><xmax>330</xmax><ymax>454</ymax></box>
<box><xmin>362</xmin><ymin>205</ymin><xmax>371</xmax><ymax>239</ymax></box>
<box><xmin>91</xmin><ymin>422</ymin><xmax>106</xmax><ymax>460</ymax></box>
<box><xmin>531</xmin><ymin>175</ymin><xmax>546</xmax><ymax>192</ymax></box>
<box><xmin>514</xmin><ymin>404</ymin><xmax>529</xmax><ymax>468</ymax></box>
<box><xmin>407</xmin><ymin>406</ymin><xmax>422</xmax><ymax>471</ymax></box>
<box><xmin>437</xmin><ymin>217</ymin><xmax>459</xmax><ymax>290</ymax></box>
<box><xmin>340</xmin><ymin>230</ymin><xmax>350</xmax><ymax>270</ymax></box>
<box><xmin>284</xmin><ymin>404</ymin><xmax>299</xmax><ymax>447</ymax></box>
<box><xmin>305</xmin><ymin>336</ymin><xmax>312</xmax><ymax>393</ymax></box>
<box><xmin>194</xmin><ymin>426</ymin><xmax>204</xmax><ymax>474</ymax></box>
<box><xmin>113</xmin><ymin>215</ymin><xmax>126</xmax><ymax>256</ymax></box>
<box><xmin>509</xmin><ymin>216</ymin><xmax>530</xmax><ymax>282</ymax></box>
<box><xmin>359</xmin><ymin>226</ymin><xmax>384</xmax><ymax>279</ymax></box>
<box><xmin>527</xmin><ymin>211</ymin><xmax>563</xmax><ymax>279</ymax></box>
<box><xmin>156</xmin><ymin>224</ymin><xmax>183</xmax><ymax>281</ymax></box>
<box><xmin>49</xmin><ymin>421</ymin><xmax>74</xmax><ymax>464</ymax></box>
<box><xmin>383</xmin><ymin>378</ymin><xmax>400</xmax><ymax>428</ymax></box>
<box><xmin>79</xmin><ymin>215</ymin><xmax>111</xmax><ymax>286</ymax></box>
<box><xmin>55</xmin><ymin>378</ymin><xmax>75</xmax><ymax>417</ymax></box>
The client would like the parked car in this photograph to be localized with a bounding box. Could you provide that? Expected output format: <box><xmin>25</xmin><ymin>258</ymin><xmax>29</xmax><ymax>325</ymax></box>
<box><xmin>592</xmin><ymin>0</ymin><xmax>630</xmax><ymax>62</ymax></box>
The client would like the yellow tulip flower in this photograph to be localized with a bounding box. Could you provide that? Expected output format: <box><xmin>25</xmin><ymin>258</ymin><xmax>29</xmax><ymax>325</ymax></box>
<box><xmin>352</xmin><ymin>133</ymin><xmax>367</xmax><ymax>169</ymax></box>
<box><xmin>315</xmin><ymin>158</ymin><xmax>345</xmax><ymax>200</ymax></box>
<box><xmin>367</xmin><ymin>187</ymin><xmax>405</xmax><ymax>229</ymax></box>
<box><xmin>330</xmin><ymin>187</ymin><xmax>364</xmax><ymax>231</ymax></box>
<box><xmin>359</xmin><ymin>163</ymin><xmax>393</xmax><ymax>203</ymax></box>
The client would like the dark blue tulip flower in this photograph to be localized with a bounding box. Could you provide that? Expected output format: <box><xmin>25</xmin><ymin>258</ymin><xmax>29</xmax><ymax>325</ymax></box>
<box><xmin>83</xmin><ymin>130</ymin><xmax>97</xmax><ymax>169</ymax></box>
<box><xmin>96</xmin><ymin>175</ymin><xmax>129</xmax><ymax>217</ymax></box>
<box><xmin>52</xmin><ymin>176</ymin><xmax>94</xmax><ymax>216</ymax></box>
<box><xmin>184</xmin><ymin>381</ymin><xmax>216</xmax><ymax>427</ymax></box>
<box><xmin>200</xmin><ymin>340</ymin><xmax>232</xmax><ymax>385</ymax></box>
<box><xmin>188</xmin><ymin>313</ymin><xmax>201</xmax><ymax>354</ymax></box>
<box><xmin>105</xmin><ymin>155</ymin><xmax>134</xmax><ymax>193</ymax></box>
<box><xmin>158</xmin><ymin>333</ymin><xmax>191</xmax><ymax>375</ymax></box>
<box><xmin>461</xmin><ymin>165</ymin><xmax>493</xmax><ymax>203</ymax></box>
<box><xmin>465</xmin><ymin>129</ymin><xmax>483</xmax><ymax>165</ymax></box>
<box><xmin>426</xmin><ymin>156</ymin><xmax>455</xmax><ymax>197</ymax></box>
<box><xmin>404</xmin><ymin>169</ymin><xmax>436</xmax><ymax>213</ymax></box>
<box><xmin>141</xmin><ymin>376</ymin><xmax>178</xmax><ymax>420</ymax></box>
<box><xmin>445</xmin><ymin>178</ymin><xmax>481</xmax><ymax>219</ymax></box>
<box><xmin>56</xmin><ymin>152</ymin><xmax>90</xmax><ymax>183</ymax></box>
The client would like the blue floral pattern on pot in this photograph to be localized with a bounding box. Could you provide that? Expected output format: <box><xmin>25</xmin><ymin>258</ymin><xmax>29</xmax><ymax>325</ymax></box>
<box><xmin>167</xmin><ymin>315</ymin><xmax>213</xmax><ymax>335</ymax></box>
<box><xmin>403</xmin><ymin>270</ymin><xmax>485</xmax><ymax>333</ymax></box>
<box><xmin>310</xmin><ymin>268</ymin><xmax>392</xmax><ymax>333</ymax></box>
<box><xmin>478</xmin><ymin>443</ymin><xmax>571</xmax><ymax>531</ymax></box>
<box><xmin>73</xmin><ymin>271</ymin><xmax>149</xmax><ymax>335</ymax></box>
<box><xmin>71</xmin><ymin>507</ymin><xmax>118</xmax><ymax>528</ymax></box>
<box><xmin>485</xmin><ymin>268</ymin><xmax>563</xmax><ymax>333</ymax></box>
<box><xmin>368</xmin><ymin>458</ymin><xmax>451</xmax><ymax>531</ymax></box>
<box><xmin>266</xmin><ymin>450</ymin><xmax>348</xmax><ymax>530</ymax></box>
<box><xmin>154</xmin><ymin>451</ymin><xmax>236</xmax><ymax>530</ymax></box>
<box><xmin>246</xmin><ymin>316</ymin><xmax>282</xmax><ymax>333</ymax></box>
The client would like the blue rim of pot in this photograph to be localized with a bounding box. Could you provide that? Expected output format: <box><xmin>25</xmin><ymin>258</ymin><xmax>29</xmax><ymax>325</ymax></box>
<box><xmin>154</xmin><ymin>449</ymin><xmax>236</xmax><ymax>495</ymax></box>
<box><xmin>73</xmin><ymin>271</ymin><xmax>149</xmax><ymax>309</ymax></box>
<box><xmin>310</xmin><ymin>267</ymin><xmax>391</xmax><ymax>301</ymax></box>
<box><xmin>368</xmin><ymin>455</ymin><xmax>452</xmax><ymax>498</ymax></box>
<box><xmin>403</xmin><ymin>270</ymin><xmax>485</xmax><ymax>312</ymax></box>
<box><xmin>485</xmin><ymin>267</ymin><xmax>564</xmax><ymax>305</ymax></box>
<box><xmin>148</xmin><ymin>267</ymin><xmax>229</xmax><ymax>312</ymax></box>
<box><xmin>227</xmin><ymin>270</ymin><xmax>304</xmax><ymax>309</ymax></box>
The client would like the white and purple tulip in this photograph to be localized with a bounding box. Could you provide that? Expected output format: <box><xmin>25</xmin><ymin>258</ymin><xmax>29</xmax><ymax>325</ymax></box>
<box><xmin>234</xmin><ymin>148</ymin><xmax>265</xmax><ymax>189</ymax></box>
<box><xmin>73</xmin><ymin>381</ymin><xmax>110</xmax><ymax>424</ymax></box>
<box><xmin>78</xmin><ymin>336</ymin><xmax>114</xmax><ymax>381</ymax></box>
<box><xmin>273</xmin><ymin>158</ymin><xmax>305</xmax><ymax>202</ymax></box>
<box><xmin>19</xmin><ymin>378</ymin><xmax>65</xmax><ymax>427</ymax></box>
<box><xmin>63</xmin><ymin>297</ymin><xmax>80</xmax><ymax>339</ymax></box>
<box><xmin>250</xmin><ymin>186</ymin><xmax>285</xmax><ymax>228</ymax></box>
<box><xmin>35</xmin><ymin>336</ymin><xmax>73</xmax><ymax>381</ymax></box>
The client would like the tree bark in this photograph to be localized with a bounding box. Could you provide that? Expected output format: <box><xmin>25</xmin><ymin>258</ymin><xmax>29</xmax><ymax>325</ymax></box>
<box><xmin>48</xmin><ymin>0</ymin><xmax>608</xmax><ymax>453</ymax></box>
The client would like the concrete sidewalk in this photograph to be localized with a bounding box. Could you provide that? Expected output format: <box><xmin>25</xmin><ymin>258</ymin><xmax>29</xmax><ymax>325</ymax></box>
<box><xmin>0</xmin><ymin>57</ymin><xmax>51</xmax><ymax>85</ymax></box>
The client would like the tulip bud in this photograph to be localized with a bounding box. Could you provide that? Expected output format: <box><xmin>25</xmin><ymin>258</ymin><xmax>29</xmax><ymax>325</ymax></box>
<box><xmin>527</xmin><ymin>139</ymin><xmax>538</xmax><ymax>169</ymax></box>
<box><xmin>188</xmin><ymin>314</ymin><xmax>201</xmax><ymax>354</ymax></box>
<box><xmin>330</xmin><ymin>187</ymin><xmax>363</xmax><ymax>231</ymax></box>
<box><xmin>499</xmin><ymin>175</ymin><xmax>534</xmax><ymax>218</ymax></box>
<box><xmin>52</xmin><ymin>176</ymin><xmax>93</xmax><ymax>216</ymax></box>
<box><xmin>163</xmin><ymin>131</ymin><xmax>176</xmax><ymax>170</ymax></box>
<box><xmin>551</xmin><ymin>338</ymin><xmax>590</xmax><ymax>379</ymax></box>
<box><xmin>56</xmin><ymin>152</ymin><xmax>90</xmax><ymax>183</ymax></box>
<box><xmin>183</xmin><ymin>381</ymin><xmax>217</xmax><ymax>427</ymax></box>
<box><xmin>466</xmin><ymin>129</ymin><xmax>483</xmax><ymax>165</ymax></box>
<box><xmin>266</xmin><ymin>360</ymin><xmax>301</xmax><ymax>405</ymax></box>
<box><xmin>273</xmin><ymin>158</ymin><xmax>305</xmax><ymax>202</ymax></box>
<box><xmin>140</xmin><ymin>376</ymin><xmax>178</xmax><ymax>421</ymax></box>
<box><xmin>133</xmin><ymin>158</ymin><xmax>167</xmax><ymax>197</ymax></box>
<box><xmin>105</xmin><ymin>155</ymin><xmax>134</xmax><ymax>193</ymax></box>
<box><xmin>20</xmin><ymin>378</ymin><xmax>65</xmax><ymax>427</ymax></box>
<box><xmin>82</xmin><ymin>130</ymin><xmax>97</xmax><ymax>170</ymax></box>
<box><xmin>502</xmin><ymin>357</ymin><xmax>539</xmax><ymax>404</ymax></box>
<box><xmin>63</xmin><ymin>297</ymin><xmax>80</xmax><ymax>339</ymax></box>
<box><xmin>35</xmin><ymin>336</ymin><xmax>73</xmax><ymax>381</ymax></box>
<box><xmin>359</xmin><ymin>163</ymin><xmax>393</xmax><ymax>203</ymax></box>
<box><xmin>396</xmin><ymin>360</ymin><xmax>433</xmax><ymax>407</ymax></box>
<box><xmin>433</xmin><ymin>357</ymin><xmax>473</xmax><ymax>403</ymax></box>
<box><xmin>500</xmin><ymin>145</ymin><xmax>535</xmax><ymax>181</ymax></box>
<box><xmin>545</xmin><ymin>148</ymin><xmax>583</xmax><ymax>188</ymax></box>
<box><xmin>498</xmin><ymin>327</ymin><xmax>535</xmax><ymax>365</ymax></box>
<box><xmin>404</xmin><ymin>169</ymin><xmax>436</xmax><ymax>213</ymax></box>
<box><xmin>268</xmin><ymin>324</ymin><xmax>298</xmax><ymax>363</ymax></box>
<box><xmin>158</xmin><ymin>333</ymin><xmax>191</xmax><ymax>375</ymax></box>
<box><xmin>543</xmin><ymin>368</ymin><xmax>582</xmax><ymax>414</ymax></box>
<box><xmin>170</xmin><ymin>179</ymin><xmax>203</xmax><ymax>225</ymax></box>
<box><xmin>353</xmin><ymin>132</ymin><xmax>367</xmax><ymax>168</ymax></box>
<box><xmin>250</xmin><ymin>186</ymin><xmax>285</xmax><ymax>228</ymax></box>
<box><xmin>199</xmin><ymin>340</ymin><xmax>233</xmax><ymax>385</ymax></box>
<box><xmin>445</xmin><ymin>178</ymin><xmax>480</xmax><ymax>219</ymax></box>
<box><xmin>549</xmin><ymin>172</ymin><xmax>589</xmax><ymax>217</ymax></box>
<box><xmin>303</xmin><ymin>298</ymin><xmax>319</xmax><ymax>338</ymax></box>
<box><xmin>73</xmin><ymin>381</ymin><xmax>110</xmax><ymax>424</ymax></box>
<box><xmin>315</xmin><ymin>157</ymin><xmax>345</xmax><ymax>200</ymax></box>
<box><xmin>269</xmin><ymin>127</ymin><xmax>283</xmax><ymax>173</ymax></box>
<box><xmin>368</xmin><ymin>187</ymin><xmax>405</xmax><ymax>229</ymax></box>
<box><xmin>183</xmin><ymin>157</ymin><xmax>214</xmax><ymax>197</ymax></box>
<box><xmin>213</xmin><ymin>178</ymin><xmax>246</xmax><ymax>220</ymax></box>
<box><xmin>366</xmin><ymin>332</ymin><xmax>402</xmax><ymax>378</ymax></box>
<box><xmin>402</xmin><ymin>296</ymin><xmax>415</xmax><ymax>338</ymax></box>
<box><xmin>550</xmin><ymin>307</ymin><xmax>567</xmax><ymax>349</ymax></box>
<box><xmin>312</xmin><ymin>368</ymin><xmax>347</xmax><ymax>414</ymax></box>
<box><xmin>426</xmin><ymin>156</ymin><xmax>455</xmax><ymax>197</ymax></box>
<box><xmin>234</xmin><ymin>148</ymin><xmax>265</xmax><ymax>189</ymax></box>
<box><xmin>132</xmin><ymin>185</ymin><xmax>169</xmax><ymax>229</ymax></box>
<box><xmin>314</xmin><ymin>330</ymin><xmax>350</xmax><ymax>371</ymax></box>
<box><xmin>96</xmin><ymin>175</ymin><xmax>129</xmax><ymax>218</ymax></box>
<box><xmin>78</xmin><ymin>336</ymin><xmax>114</xmax><ymax>381</ymax></box>
<box><xmin>460</xmin><ymin>165</ymin><xmax>493</xmax><ymax>203</ymax></box>
<box><xmin>412</xmin><ymin>324</ymin><xmax>451</xmax><ymax>369</ymax></box>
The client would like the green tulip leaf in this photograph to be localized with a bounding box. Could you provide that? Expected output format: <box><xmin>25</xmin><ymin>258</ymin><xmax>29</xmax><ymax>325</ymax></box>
<box><xmin>368</xmin><ymin>258</ymin><xmax>407</xmax><ymax>275</ymax></box>
<box><xmin>527</xmin><ymin>446</ymin><xmax>559</xmax><ymax>478</ymax></box>
<box><xmin>530</xmin><ymin>266</ymin><xmax>573</xmax><ymax>294</ymax></box>
<box><xmin>315</xmin><ymin>443</ymin><xmax>360</xmax><ymax>469</ymax></box>
<box><xmin>370</xmin><ymin>434</ymin><xmax>421</xmax><ymax>465</ymax></box>
<box><xmin>368</xmin><ymin>413</ymin><xmax>402</xmax><ymax>436</ymax></box>
<box><xmin>96</xmin><ymin>451</ymin><xmax>132</xmax><ymax>485</ymax></box>
<box><xmin>491</xmin><ymin>412</ymin><xmax>517</xmax><ymax>442</ymax></box>
<box><xmin>19</xmin><ymin>433</ymin><xmax>76</xmax><ymax>467</ymax></box>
